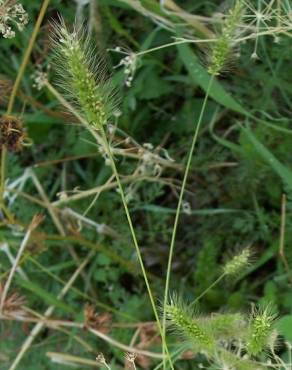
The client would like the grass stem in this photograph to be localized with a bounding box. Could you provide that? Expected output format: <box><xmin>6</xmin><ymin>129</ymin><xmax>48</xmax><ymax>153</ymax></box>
<box><xmin>99</xmin><ymin>126</ymin><xmax>174</xmax><ymax>369</ymax></box>
<box><xmin>162</xmin><ymin>75</ymin><xmax>214</xmax><ymax>369</ymax></box>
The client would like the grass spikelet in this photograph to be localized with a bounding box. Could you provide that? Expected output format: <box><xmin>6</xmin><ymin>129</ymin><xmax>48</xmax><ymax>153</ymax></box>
<box><xmin>246</xmin><ymin>305</ymin><xmax>277</xmax><ymax>357</ymax></box>
<box><xmin>223</xmin><ymin>247</ymin><xmax>251</xmax><ymax>276</ymax></box>
<box><xmin>52</xmin><ymin>19</ymin><xmax>117</xmax><ymax>129</ymax></box>
<box><xmin>208</xmin><ymin>312</ymin><xmax>247</xmax><ymax>341</ymax></box>
<box><xmin>165</xmin><ymin>295</ymin><xmax>215</xmax><ymax>353</ymax></box>
<box><xmin>208</xmin><ymin>0</ymin><xmax>244</xmax><ymax>76</ymax></box>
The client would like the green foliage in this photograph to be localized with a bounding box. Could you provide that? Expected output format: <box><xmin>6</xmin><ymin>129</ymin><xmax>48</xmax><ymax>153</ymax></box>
<box><xmin>0</xmin><ymin>0</ymin><xmax>292</xmax><ymax>368</ymax></box>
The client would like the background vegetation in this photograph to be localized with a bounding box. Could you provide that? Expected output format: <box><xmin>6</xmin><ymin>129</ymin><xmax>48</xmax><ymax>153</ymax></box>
<box><xmin>0</xmin><ymin>0</ymin><xmax>292</xmax><ymax>369</ymax></box>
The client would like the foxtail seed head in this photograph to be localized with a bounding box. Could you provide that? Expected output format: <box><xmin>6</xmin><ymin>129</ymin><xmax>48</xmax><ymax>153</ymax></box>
<box><xmin>246</xmin><ymin>306</ymin><xmax>277</xmax><ymax>356</ymax></box>
<box><xmin>208</xmin><ymin>0</ymin><xmax>244</xmax><ymax>76</ymax></box>
<box><xmin>53</xmin><ymin>20</ymin><xmax>117</xmax><ymax>129</ymax></box>
<box><xmin>209</xmin><ymin>312</ymin><xmax>246</xmax><ymax>341</ymax></box>
<box><xmin>223</xmin><ymin>247</ymin><xmax>251</xmax><ymax>276</ymax></box>
<box><xmin>165</xmin><ymin>296</ymin><xmax>214</xmax><ymax>353</ymax></box>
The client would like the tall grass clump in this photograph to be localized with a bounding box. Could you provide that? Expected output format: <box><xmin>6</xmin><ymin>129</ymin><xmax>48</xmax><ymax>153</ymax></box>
<box><xmin>1</xmin><ymin>0</ymin><xmax>292</xmax><ymax>368</ymax></box>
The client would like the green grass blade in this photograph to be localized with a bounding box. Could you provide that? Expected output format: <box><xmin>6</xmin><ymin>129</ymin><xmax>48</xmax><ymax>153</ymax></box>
<box><xmin>241</xmin><ymin>125</ymin><xmax>292</xmax><ymax>190</ymax></box>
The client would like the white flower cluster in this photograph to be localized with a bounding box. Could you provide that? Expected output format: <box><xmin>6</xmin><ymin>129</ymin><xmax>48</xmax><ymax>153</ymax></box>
<box><xmin>112</xmin><ymin>47</ymin><xmax>137</xmax><ymax>87</ymax></box>
<box><xmin>137</xmin><ymin>143</ymin><xmax>162</xmax><ymax>177</ymax></box>
<box><xmin>0</xmin><ymin>1</ymin><xmax>28</xmax><ymax>39</ymax></box>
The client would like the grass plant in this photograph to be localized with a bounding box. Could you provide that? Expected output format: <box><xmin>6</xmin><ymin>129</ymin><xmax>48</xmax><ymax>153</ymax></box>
<box><xmin>0</xmin><ymin>0</ymin><xmax>292</xmax><ymax>369</ymax></box>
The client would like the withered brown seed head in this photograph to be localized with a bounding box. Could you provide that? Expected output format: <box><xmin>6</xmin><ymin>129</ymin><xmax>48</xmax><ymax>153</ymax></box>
<box><xmin>0</xmin><ymin>282</ymin><xmax>26</xmax><ymax>316</ymax></box>
<box><xmin>0</xmin><ymin>115</ymin><xmax>25</xmax><ymax>152</ymax></box>
<box><xmin>84</xmin><ymin>303</ymin><xmax>112</xmax><ymax>333</ymax></box>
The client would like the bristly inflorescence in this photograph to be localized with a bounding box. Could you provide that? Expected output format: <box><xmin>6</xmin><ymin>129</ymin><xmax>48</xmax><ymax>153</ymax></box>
<box><xmin>246</xmin><ymin>305</ymin><xmax>277</xmax><ymax>356</ymax></box>
<box><xmin>53</xmin><ymin>20</ymin><xmax>117</xmax><ymax>129</ymax></box>
<box><xmin>0</xmin><ymin>0</ymin><xmax>28</xmax><ymax>38</ymax></box>
<box><xmin>165</xmin><ymin>296</ymin><xmax>215</xmax><ymax>353</ymax></box>
<box><xmin>208</xmin><ymin>312</ymin><xmax>246</xmax><ymax>341</ymax></box>
<box><xmin>222</xmin><ymin>247</ymin><xmax>251</xmax><ymax>276</ymax></box>
<box><xmin>208</xmin><ymin>0</ymin><xmax>244</xmax><ymax>76</ymax></box>
<box><xmin>165</xmin><ymin>296</ymin><xmax>281</xmax><ymax>368</ymax></box>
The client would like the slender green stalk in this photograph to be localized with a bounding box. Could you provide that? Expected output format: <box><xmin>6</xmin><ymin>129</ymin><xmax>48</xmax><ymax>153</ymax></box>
<box><xmin>189</xmin><ymin>246</ymin><xmax>252</xmax><ymax>306</ymax></box>
<box><xmin>162</xmin><ymin>7</ymin><xmax>244</xmax><ymax>363</ymax></box>
<box><xmin>190</xmin><ymin>273</ymin><xmax>226</xmax><ymax>307</ymax></box>
<box><xmin>0</xmin><ymin>0</ymin><xmax>51</xmax><ymax>208</ymax></box>
<box><xmin>134</xmin><ymin>38</ymin><xmax>216</xmax><ymax>57</ymax></box>
<box><xmin>162</xmin><ymin>76</ymin><xmax>214</xmax><ymax>369</ymax></box>
<box><xmin>99</xmin><ymin>127</ymin><xmax>174</xmax><ymax>370</ymax></box>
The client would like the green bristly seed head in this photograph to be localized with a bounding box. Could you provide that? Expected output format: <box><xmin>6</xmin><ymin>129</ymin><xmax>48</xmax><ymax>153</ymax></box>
<box><xmin>208</xmin><ymin>313</ymin><xmax>246</xmax><ymax>340</ymax></box>
<box><xmin>215</xmin><ymin>349</ymin><xmax>265</xmax><ymax>370</ymax></box>
<box><xmin>53</xmin><ymin>22</ymin><xmax>116</xmax><ymax>128</ymax></box>
<box><xmin>165</xmin><ymin>298</ymin><xmax>214</xmax><ymax>353</ymax></box>
<box><xmin>208</xmin><ymin>0</ymin><xmax>244</xmax><ymax>76</ymax></box>
<box><xmin>223</xmin><ymin>247</ymin><xmax>251</xmax><ymax>276</ymax></box>
<box><xmin>246</xmin><ymin>306</ymin><xmax>276</xmax><ymax>356</ymax></box>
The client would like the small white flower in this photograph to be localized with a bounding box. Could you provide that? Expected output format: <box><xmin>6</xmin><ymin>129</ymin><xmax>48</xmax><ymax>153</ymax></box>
<box><xmin>111</xmin><ymin>46</ymin><xmax>138</xmax><ymax>87</ymax></box>
<box><xmin>31</xmin><ymin>67</ymin><xmax>49</xmax><ymax>90</ymax></box>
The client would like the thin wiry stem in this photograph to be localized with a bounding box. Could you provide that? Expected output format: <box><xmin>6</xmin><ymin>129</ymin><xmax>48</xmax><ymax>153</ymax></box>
<box><xmin>99</xmin><ymin>126</ymin><xmax>174</xmax><ymax>370</ymax></box>
<box><xmin>190</xmin><ymin>273</ymin><xmax>226</xmax><ymax>307</ymax></box>
<box><xmin>162</xmin><ymin>76</ymin><xmax>214</xmax><ymax>369</ymax></box>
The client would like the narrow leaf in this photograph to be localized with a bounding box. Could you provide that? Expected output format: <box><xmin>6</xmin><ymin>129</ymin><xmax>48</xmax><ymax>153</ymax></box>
<box><xmin>242</xmin><ymin>125</ymin><xmax>292</xmax><ymax>190</ymax></box>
